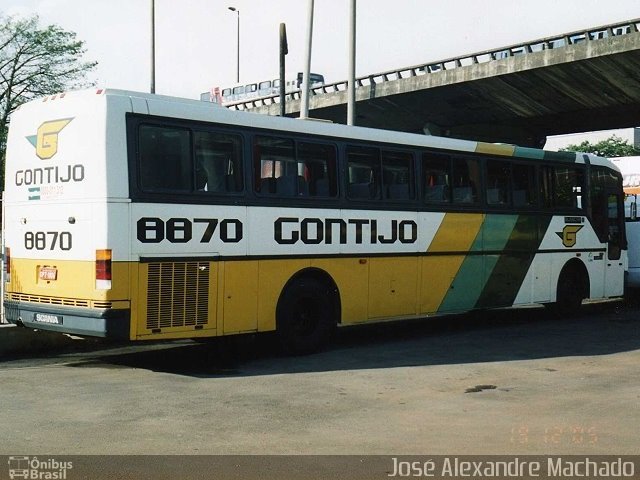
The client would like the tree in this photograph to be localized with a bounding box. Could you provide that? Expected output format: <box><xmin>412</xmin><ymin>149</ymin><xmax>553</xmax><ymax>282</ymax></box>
<box><xmin>0</xmin><ymin>14</ymin><xmax>97</xmax><ymax>188</ymax></box>
<box><xmin>559</xmin><ymin>134</ymin><xmax>640</xmax><ymax>158</ymax></box>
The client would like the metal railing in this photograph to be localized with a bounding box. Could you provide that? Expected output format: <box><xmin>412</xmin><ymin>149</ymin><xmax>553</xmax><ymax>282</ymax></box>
<box><xmin>224</xmin><ymin>18</ymin><xmax>640</xmax><ymax>112</ymax></box>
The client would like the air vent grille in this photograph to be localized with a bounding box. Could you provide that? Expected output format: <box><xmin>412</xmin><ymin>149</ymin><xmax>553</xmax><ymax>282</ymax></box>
<box><xmin>146</xmin><ymin>262</ymin><xmax>210</xmax><ymax>330</ymax></box>
<box><xmin>5</xmin><ymin>293</ymin><xmax>97</xmax><ymax>308</ymax></box>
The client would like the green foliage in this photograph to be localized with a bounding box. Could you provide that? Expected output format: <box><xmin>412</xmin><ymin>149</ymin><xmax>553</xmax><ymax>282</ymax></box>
<box><xmin>0</xmin><ymin>14</ymin><xmax>97</xmax><ymax>189</ymax></box>
<box><xmin>560</xmin><ymin>135</ymin><xmax>640</xmax><ymax>158</ymax></box>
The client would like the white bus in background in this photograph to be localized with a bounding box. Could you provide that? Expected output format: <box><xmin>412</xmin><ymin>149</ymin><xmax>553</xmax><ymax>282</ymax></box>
<box><xmin>611</xmin><ymin>156</ymin><xmax>640</xmax><ymax>288</ymax></box>
<box><xmin>201</xmin><ymin>72</ymin><xmax>325</xmax><ymax>105</ymax></box>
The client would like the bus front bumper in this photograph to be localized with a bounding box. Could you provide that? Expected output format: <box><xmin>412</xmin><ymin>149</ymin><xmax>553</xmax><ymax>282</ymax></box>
<box><xmin>3</xmin><ymin>300</ymin><xmax>130</xmax><ymax>340</ymax></box>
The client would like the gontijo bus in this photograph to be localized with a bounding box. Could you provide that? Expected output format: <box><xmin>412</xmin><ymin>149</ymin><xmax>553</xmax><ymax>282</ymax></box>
<box><xmin>2</xmin><ymin>89</ymin><xmax>626</xmax><ymax>353</ymax></box>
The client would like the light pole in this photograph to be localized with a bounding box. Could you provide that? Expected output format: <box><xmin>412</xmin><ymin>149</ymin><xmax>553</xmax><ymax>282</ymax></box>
<box><xmin>347</xmin><ymin>0</ymin><xmax>356</xmax><ymax>125</ymax></box>
<box><xmin>150</xmin><ymin>0</ymin><xmax>155</xmax><ymax>93</ymax></box>
<box><xmin>300</xmin><ymin>0</ymin><xmax>314</xmax><ymax>120</ymax></box>
<box><xmin>228</xmin><ymin>7</ymin><xmax>240</xmax><ymax>83</ymax></box>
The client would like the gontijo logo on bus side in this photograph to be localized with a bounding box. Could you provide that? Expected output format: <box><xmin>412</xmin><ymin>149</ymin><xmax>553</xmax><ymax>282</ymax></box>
<box><xmin>557</xmin><ymin>225</ymin><xmax>583</xmax><ymax>248</ymax></box>
<box><xmin>25</xmin><ymin>118</ymin><xmax>73</xmax><ymax>160</ymax></box>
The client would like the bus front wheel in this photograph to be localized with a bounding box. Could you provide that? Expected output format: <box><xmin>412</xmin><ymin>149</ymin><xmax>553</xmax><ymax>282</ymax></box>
<box><xmin>552</xmin><ymin>262</ymin><xmax>588</xmax><ymax>316</ymax></box>
<box><xmin>276</xmin><ymin>277</ymin><xmax>336</xmax><ymax>355</ymax></box>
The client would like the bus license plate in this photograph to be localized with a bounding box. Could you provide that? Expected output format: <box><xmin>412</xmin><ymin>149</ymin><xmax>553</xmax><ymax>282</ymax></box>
<box><xmin>39</xmin><ymin>267</ymin><xmax>58</xmax><ymax>281</ymax></box>
<box><xmin>33</xmin><ymin>313</ymin><xmax>63</xmax><ymax>325</ymax></box>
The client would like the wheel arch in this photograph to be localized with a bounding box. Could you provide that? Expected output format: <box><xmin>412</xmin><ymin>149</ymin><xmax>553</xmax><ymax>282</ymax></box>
<box><xmin>558</xmin><ymin>257</ymin><xmax>590</xmax><ymax>299</ymax></box>
<box><xmin>276</xmin><ymin>267</ymin><xmax>342</xmax><ymax>326</ymax></box>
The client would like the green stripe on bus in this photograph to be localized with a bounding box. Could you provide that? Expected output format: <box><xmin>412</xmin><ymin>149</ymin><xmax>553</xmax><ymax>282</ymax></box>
<box><xmin>437</xmin><ymin>255</ymin><xmax>483</xmax><ymax>312</ymax></box>
<box><xmin>543</xmin><ymin>150</ymin><xmax>577</xmax><ymax>162</ymax></box>
<box><xmin>437</xmin><ymin>214</ymin><xmax>519</xmax><ymax>313</ymax></box>
<box><xmin>476</xmin><ymin>215</ymin><xmax>545</xmax><ymax>308</ymax></box>
<box><xmin>513</xmin><ymin>146</ymin><xmax>545</xmax><ymax>160</ymax></box>
<box><xmin>481</xmin><ymin>214</ymin><xmax>520</xmax><ymax>251</ymax></box>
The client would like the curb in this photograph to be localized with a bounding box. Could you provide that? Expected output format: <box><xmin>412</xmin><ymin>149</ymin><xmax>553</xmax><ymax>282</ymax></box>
<box><xmin>0</xmin><ymin>323</ymin><xmax>79</xmax><ymax>357</ymax></box>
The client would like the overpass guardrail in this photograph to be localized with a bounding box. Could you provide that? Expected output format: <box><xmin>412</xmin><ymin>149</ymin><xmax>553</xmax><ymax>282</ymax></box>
<box><xmin>224</xmin><ymin>18</ymin><xmax>640</xmax><ymax>112</ymax></box>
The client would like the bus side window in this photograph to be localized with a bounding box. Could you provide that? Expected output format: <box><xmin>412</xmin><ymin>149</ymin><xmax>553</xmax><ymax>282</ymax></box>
<box><xmin>539</xmin><ymin>166</ymin><xmax>554</xmax><ymax>208</ymax></box>
<box><xmin>382</xmin><ymin>150</ymin><xmax>414</xmax><ymax>200</ymax></box>
<box><xmin>512</xmin><ymin>163</ymin><xmax>537</xmax><ymax>207</ymax></box>
<box><xmin>422</xmin><ymin>153</ymin><xmax>451</xmax><ymax>204</ymax></box>
<box><xmin>485</xmin><ymin>160</ymin><xmax>511</xmax><ymax>206</ymax></box>
<box><xmin>255</xmin><ymin>136</ymin><xmax>289</xmax><ymax>195</ymax></box>
<box><xmin>554</xmin><ymin>166</ymin><xmax>584</xmax><ymax>209</ymax></box>
<box><xmin>138</xmin><ymin>125</ymin><xmax>192</xmax><ymax>192</ymax></box>
<box><xmin>194</xmin><ymin>131</ymin><xmax>243</xmax><ymax>193</ymax></box>
<box><xmin>298</xmin><ymin>142</ymin><xmax>338</xmax><ymax>197</ymax></box>
<box><xmin>452</xmin><ymin>156</ymin><xmax>480</xmax><ymax>204</ymax></box>
<box><xmin>346</xmin><ymin>146</ymin><xmax>380</xmax><ymax>200</ymax></box>
<box><xmin>254</xmin><ymin>136</ymin><xmax>311</xmax><ymax>197</ymax></box>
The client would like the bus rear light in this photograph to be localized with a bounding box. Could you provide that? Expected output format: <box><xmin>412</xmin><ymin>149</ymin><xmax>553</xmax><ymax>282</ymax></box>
<box><xmin>4</xmin><ymin>247</ymin><xmax>10</xmax><ymax>283</ymax></box>
<box><xmin>95</xmin><ymin>249</ymin><xmax>112</xmax><ymax>289</ymax></box>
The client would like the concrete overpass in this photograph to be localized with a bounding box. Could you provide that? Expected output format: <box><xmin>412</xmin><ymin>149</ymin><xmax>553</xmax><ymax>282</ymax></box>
<box><xmin>225</xmin><ymin>19</ymin><xmax>640</xmax><ymax>148</ymax></box>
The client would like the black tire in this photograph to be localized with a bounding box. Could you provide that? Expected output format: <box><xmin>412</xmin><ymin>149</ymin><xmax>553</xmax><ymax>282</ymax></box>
<box><xmin>553</xmin><ymin>266</ymin><xmax>585</xmax><ymax>317</ymax></box>
<box><xmin>277</xmin><ymin>277</ymin><xmax>336</xmax><ymax>355</ymax></box>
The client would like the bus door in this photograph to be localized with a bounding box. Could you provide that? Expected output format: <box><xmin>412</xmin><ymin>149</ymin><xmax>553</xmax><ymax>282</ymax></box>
<box><xmin>591</xmin><ymin>189</ymin><xmax>625</xmax><ymax>297</ymax></box>
<box><xmin>603</xmin><ymin>190</ymin><xmax>626</xmax><ymax>296</ymax></box>
<box><xmin>590</xmin><ymin>167</ymin><xmax>626</xmax><ymax>297</ymax></box>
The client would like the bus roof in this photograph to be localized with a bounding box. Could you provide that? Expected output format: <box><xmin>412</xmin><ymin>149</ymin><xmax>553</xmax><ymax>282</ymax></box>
<box><xmin>21</xmin><ymin>88</ymin><xmax>616</xmax><ymax>170</ymax></box>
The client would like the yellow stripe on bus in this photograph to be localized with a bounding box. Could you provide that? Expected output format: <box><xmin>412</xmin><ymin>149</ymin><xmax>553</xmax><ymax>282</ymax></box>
<box><xmin>419</xmin><ymin>213</ymin><xmax>485</xmax><ymax>314</ymax></box>
<box><xmin>474</xmin><ymin>142</ymin><xmax>516</xmax><ymax>157</ymax></box>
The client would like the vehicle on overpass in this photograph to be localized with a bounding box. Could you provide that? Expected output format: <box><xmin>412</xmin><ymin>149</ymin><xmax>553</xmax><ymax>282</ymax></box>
<box><xmin>611</xmin><ymin>156</ymin><xmax>640</xmax><ymax>288</ymax></box>
<box><xmin>2</xmin><ymin>89</ymin><xmax>627</xmax><ymax>354</ymax></box>
<box><xmin>201</xmin><ymin>72</ymin><xmax>325</xmax><ymax>105</ymax></box>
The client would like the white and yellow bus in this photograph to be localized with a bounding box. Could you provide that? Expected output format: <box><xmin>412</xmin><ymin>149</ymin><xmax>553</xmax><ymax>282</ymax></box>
<box><xmin>2</xmin><ymin>89</ymin><xmax>627</xmax><ymax>353</ymax></box>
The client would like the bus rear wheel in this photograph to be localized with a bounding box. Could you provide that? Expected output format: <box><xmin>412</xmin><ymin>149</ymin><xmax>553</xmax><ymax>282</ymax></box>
<box><xmin>276</xmin><ymin>277</ymin><xmax>336</xmax><ymax>355</ymax></box>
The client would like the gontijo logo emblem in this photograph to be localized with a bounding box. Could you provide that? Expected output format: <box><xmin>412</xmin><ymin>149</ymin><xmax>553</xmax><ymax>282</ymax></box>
<box><xmin>556</xmin><ymin>225</ymin><xmax>583</xmax><ymax>248</ymax></box>
<box><xmin>25</xmin><ymin>118</ymin><xmax>73</xmax><ymax>160</ymax></box>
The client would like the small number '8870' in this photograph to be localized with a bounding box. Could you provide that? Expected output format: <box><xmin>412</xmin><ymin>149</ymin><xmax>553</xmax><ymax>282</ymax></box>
<box><xmin>24</xmin><ymin>231</ymin><xmax>72</xmax><ymax>250</ymax></box>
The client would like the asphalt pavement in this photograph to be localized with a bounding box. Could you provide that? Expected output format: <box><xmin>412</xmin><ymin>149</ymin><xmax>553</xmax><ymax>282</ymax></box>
<box><xmin>0</xmin><ymin>323</ymin><xmax>85</xmax><ymax>356</ymax></box>
<box><xmin>0</xmin><ymin>298</ymin><xmax>638</xmax><ymax>455</ymax></box>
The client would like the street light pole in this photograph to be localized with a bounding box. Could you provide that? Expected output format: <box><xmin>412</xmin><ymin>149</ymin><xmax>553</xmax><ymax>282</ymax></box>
<box><xmin>279</xmin><ymin>23</ymin><xmax>288</xmax><ymax>117</ymax></box>
<box><xmin>150</xmin><ymin>0</ymin><xmax>155</xmax><ymax>93</ymax></box>
<box><xmin>347</xmin><ymin>0</ymin><xmax>356</xmax><ymax>125</ymax></box>
<box><xmin>300</xmin><ymin>0</ymin><xmax>314</xmax><ymax>119</ymax></box>
<box><xmin>228</xmin><ymin>7</ymin><xmax>240</xmax><ymax>83</ymax></box>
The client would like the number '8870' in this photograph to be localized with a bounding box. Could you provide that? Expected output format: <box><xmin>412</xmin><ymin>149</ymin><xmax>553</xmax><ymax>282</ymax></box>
<box><xmin>24</xmin><ymin>231</ymin><xmax>72</xmax><ymax>251</ymax></box>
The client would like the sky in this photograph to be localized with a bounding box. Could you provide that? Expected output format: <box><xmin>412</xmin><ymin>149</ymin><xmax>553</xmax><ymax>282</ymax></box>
<box><xmin>1</xmin><ymin>0</ymin><xmax>638</xmax><ymax>102</ymax></box>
